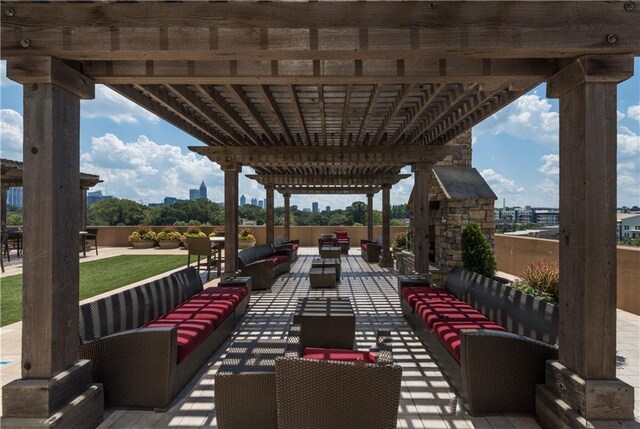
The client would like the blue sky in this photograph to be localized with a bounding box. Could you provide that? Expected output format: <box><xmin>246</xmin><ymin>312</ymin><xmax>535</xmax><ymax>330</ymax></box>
<box><xmin>1</xmin><ymin>59</ymin><xmax>639</xmax><ymax>210</ymax></box>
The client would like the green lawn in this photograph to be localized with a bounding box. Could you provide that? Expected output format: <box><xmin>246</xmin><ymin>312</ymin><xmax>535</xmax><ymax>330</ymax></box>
<box><xmin>0</xmin><ymin>255</ymin><xmax>188</xmax><ymax>327</ymax></box>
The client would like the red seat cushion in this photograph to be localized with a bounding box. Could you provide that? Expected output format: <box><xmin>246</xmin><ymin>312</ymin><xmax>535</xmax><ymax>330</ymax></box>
<box><xmin>335</xmin><ymin>231</ymin><xmax>349</xmax><ymax>239</ymax></box>
<box><xmin>196</xmin><ymin>286</ymin><xmax>248</xmax><ymax>305</ymax></box>
<box><xmin>321</xmin><ymin>240</ymin><xmax>335</xmax><ymax>246</ymax></box>
<box><xmin>270</xmin><ymin>255</ymin><xmax>290</xmax><ymax>266</ymax></box>
<box><xmin>417</xmin><ymin>299</ymin><xmax>490</xmax><ymax>328</ymax></box>
<box><xmin>145</xmin><ymin>318</ymin><xmax>213</xmax><ymax>363</ymax></box>
<box><xmin>401</xmin><ymin>287</ymin><xmax>453</xmax><ymax>309</ymax></box>
<box><xmin>291</xmin><ymin>243</ymin><xmax>299</xmax><ymax>251</ymax></box>
<box><xmin>361</xmin><ymin>243</ymin><xmax>368</xmax><ymax>250</ymax></box>
<box><xmin>302</xmin><ymin>347</ymin><xmax>377</xmax><ymax>364</ymax></box>
<box><xmin>431</xmin><ymin>319</ymin><xmax>507</xmax><ymax>363</ymax></box>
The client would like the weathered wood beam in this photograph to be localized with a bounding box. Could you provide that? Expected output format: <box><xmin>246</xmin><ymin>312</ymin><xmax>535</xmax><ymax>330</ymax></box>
<box><xmin>393</xmin><ymin>84</ymin><xmax>446</xmax><ymax>144</ymax></box>
<box><xmin>226</xmin><ymin>84</ymin><xmax>277</xmax><ymax>144</ymax></box>
<box><xmin>246</xmin><ymin>173</ymin><xmax>411</xmax><ymax>186</ymax></box>
<box><xmin>274</xmin><ymin>186</ymin><xmax>381</xmax><ymax>195</ymax></box>
<box><xmin>373</xmin><ymin>83</ymin><xmax>414</xmax><ymax>145</ymax></box>
<box><xmin>197</xmin><ymin>85</ymin><xmax>261</xmax><ymax>145</ymax></box>
<box><xmin>340</xmin><ymin>84</ymin><xmax>353</xmax><ymax>145</ymax></box>
<box><xmin>288</xmin><ymin>85</ymin><xmax>310</xmax><ymax>145</ymax></box>
<box><xmin>3</xmin><ymin>2</ymin><xmax>639</xmax><ymax>60</ymax></box>
<box><xmin>7</xmin><ymin>57</ymin><xmax>94</xmax><ymax>99</ymax></box>
<box><xmin>79</xmin><ymin>58</ymin><xmax>557</xmax><ymax>85</ymax></box>
<box><xmin>318</xmin><ymin>85</ymin><xmax>327</xmax><ymax>144</ymax></box>
<box><xmin>258</xmin><ymin>85</ymin><xmax>295</xmax><ymax>144</ymax></box>
<box><xmin>168</xmin><ymin>85</ymin><xmax>248</xmax><ymax>145</ymax></box>
<box><xmin>356</xmin><ymin>84</ymin><xmax>382</xmax><ymax>145</ymax></box>
<box><xmin>109</xmin><ymin>84</ymin><xmax>213</xmax><ymax>144</ymax></box>
<box><xmin>190</xmin><ymin>144</ymin><xmax>463</xmax><ymax>167</ymax></box>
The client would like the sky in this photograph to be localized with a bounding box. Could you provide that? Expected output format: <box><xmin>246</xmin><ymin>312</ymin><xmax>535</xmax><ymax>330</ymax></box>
<box><xmin>1</xmin><ymin>59</ymin><xmax>639</xmax><ymax>210</ymax></box>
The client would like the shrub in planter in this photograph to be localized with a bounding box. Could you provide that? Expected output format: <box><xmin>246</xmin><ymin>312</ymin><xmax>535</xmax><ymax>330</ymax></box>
<box><xmin>129</xmin><ymin>226</ymin><xmax>157</xmax><ymax>248</ymax></box>
<box><xmin>209</xmin><ymin>228</ymin><xmax>225</xmax><ymax>238</ymax></box>
<box><xmin>157</xmin><ymin>227</ymin><xmax>182</xmax><ymax>249</ymax></box>
<box><xmin>512</xmin><ymin>261</ymin><xmax>559</xmax><ymax>303</ymax></box>
<box><xmin>392</xmin><ymin>231</ymin><xmax>410</xmax><ymax>251</ymax></box>
<box><xmin>238</xmin><ymin>228</ymin><xmax>256</xmax><ymax>248</ymax></box>
<box><xmin>461</xmin><ymin>222</ymin><xmax>496</xmax><ymax>278</ymax></box>
<box><xmin>181</xmin><ymin>226</ymin><xmax>206</xmax><ymax>248</ymax></box>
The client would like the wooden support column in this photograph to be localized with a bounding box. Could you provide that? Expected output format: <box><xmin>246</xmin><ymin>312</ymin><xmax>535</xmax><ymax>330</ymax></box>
<box><xmin>379</xmin><ymin>185</ymin><xmax>394</xmax><ymax>267</ymax></box>
<box><xmin>367</xmin><ymin>193</ymin><xmax>374</xmax><ymax>241</ymax></box>
<box><xmin>222</xmin><ymin>163</ymin><xmax>240</xmax><ymax>276</ymax></box>
<box><xmin>265</xmin><ymin>185</ymin><xmax>274</xmax><ymax>244</ymax></box>
<box><xmin>412</xmin><ymin>163</ymin><xmax>432</xmax><ymax>274</ymax></box>
<box><xmin>535</xmin><ymin>55</ymin><xmax>635</xmax><ymax>429</ymax></box>
<box><xmin>2</xmin><ymin>58</ymin><xmax>103</xmax><ymax>428</ymax></box>
<box><xmin>80</xmin><ymin>187</ymin><xmax>88</xmax><ymax>231</ymax></box>
<box><xmin>283</xmin><ymin>192</ymin><xmax>291</xmax><ymax>241</ymax></box>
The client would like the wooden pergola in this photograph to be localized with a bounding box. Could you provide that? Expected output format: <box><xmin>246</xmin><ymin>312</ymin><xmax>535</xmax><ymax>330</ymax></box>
<box><xmin>1</xmin><ymin>2</ymin><xmax>638</xmax><ymax>428</ymax></box>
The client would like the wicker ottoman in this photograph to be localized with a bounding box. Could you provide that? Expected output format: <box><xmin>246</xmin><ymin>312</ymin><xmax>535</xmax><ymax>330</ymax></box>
<box><xmin>309</xmin><ymin>267</ymin><xmax>336</xmax><ymax>288</ymax></box>
<box><xmin>293</xmin><ymin>297</ymin><xmax>355</xmax><ymax>349</ymax></box>
<box><xmin>319</xmin><ymin>246</ymin><xmax>341</xmax><ymax>259</ymax></box>
<box><xmin>219</xmin><ymin>276</ymin><xmax>253</xmax><ymax>292</ymax></box>
<box><xmin>311</xmin><ymin>257</ymin><xmax>341</xmax><ymax>281</ymax></box>
<box><xmin>215</xmin><ymin>339</ymin><xmax>286</xmax><ymax>429</ymax></box>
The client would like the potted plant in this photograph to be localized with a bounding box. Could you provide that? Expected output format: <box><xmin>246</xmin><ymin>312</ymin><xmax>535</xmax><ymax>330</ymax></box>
<box><xmin>238</xmin><ymin>227</ymin><xmax>256</xmax><ymax>249</ymax></box>
<box><xmin>209</xmin><ymin>228</ymin><xmax>225</xmax><ymax>238</ymax></box>
<box><xmin>181</xmin><ymin>226</ymin><xmax>206</xmax><ymax>249</ymax></box>
<box><xmin>157</xmin><ymin>226</ymin><xmax>182</xmax><ymax>249</ymax></box>
<box><xmin>512</xmin><ymin>261</ymin><xmax>559</xmax><ymax>304</ymax></box>
<box><xmin>128</xmin><ymin>226</ymin><xmax>157</xmax><ymax>249</ymax></box>
<box><xmin>461</xmin><ymin>222</ymin><xmax>497</xmax><ymax>278</ymax></box>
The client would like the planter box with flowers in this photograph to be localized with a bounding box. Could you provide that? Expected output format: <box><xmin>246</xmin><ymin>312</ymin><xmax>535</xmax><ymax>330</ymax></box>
<box><xmin>181</xmin><ymin>226</ymin><xmax>206</xmax><ymax>249</ymax></box>
<box><xmin>157</xmin><ymin>227</ymin><xmax>182</xmax><ymax>249</ymax></box>
<box><xmin>238</xmin><ymin>228</ymin><xmax>256</xmax><ymax>249</ymax></box>
<box><xmin>129</xmin><ymin>226</ymin><xmax>157</xmax><ymax>249</ymax></box>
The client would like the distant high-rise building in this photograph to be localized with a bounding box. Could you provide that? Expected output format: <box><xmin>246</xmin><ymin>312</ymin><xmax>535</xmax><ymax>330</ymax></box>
<box><xmin>240</xmin><ymin>194</ymin><xmax>247</xmax><ymax>206</ymax></box>
<box><xmin>312</xmin><ymin>202</ymin><xmax>319</xmax><ymax>213</ymax></box>
<box><xmin>258</xmin><ymin>200</ymin><xmax>264</xmax><ymax>209</ymax></box>
<box><xmin>6</xmin><ymin>187</ymin><xmax>23</xmax><ymax>208</ymax></box>
<box><xmin>326</xmin><ymin>206</ymin><xmax>331</xmax><ymax>212</ymax></box>
<box><xmin>199</xmin><ymin>180</ymin><xmax>207</xmax><ymax>200</ymax></box>
<box><xmin>251</xmin><ymin>197</ymin><xmax>258</xmax><ymax>206</ymax></box>
<box><xmin>189</xmin><ymin>189</ymin><xmax>200</xmax><ymax>201</ymax></box>
<box><xmin>164</xmin><ymin>197</ymin><xmax>180</xmax><ymax>205</ymax></box>
<box><xmin>86</xmin><ymin>190</ymin><xmax>113</xmax><ymax>206</ymax></box>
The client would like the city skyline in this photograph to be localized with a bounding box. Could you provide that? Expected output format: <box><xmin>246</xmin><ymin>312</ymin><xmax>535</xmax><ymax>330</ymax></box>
<box><xmin>1</xmin><ymin>59</ymin><xmax>638</xmax><ymax>210</ymax></box>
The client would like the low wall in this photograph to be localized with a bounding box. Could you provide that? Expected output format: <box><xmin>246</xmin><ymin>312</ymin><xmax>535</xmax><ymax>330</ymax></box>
<box><xmin>93</xmin><ymin>225</ymin><xmax>408</xmax><ymax>248</ymax></box>
<box><xmin>495</xmin><ymin>234</ymin><xmax>640</xmax><ymax>315</ymax></box>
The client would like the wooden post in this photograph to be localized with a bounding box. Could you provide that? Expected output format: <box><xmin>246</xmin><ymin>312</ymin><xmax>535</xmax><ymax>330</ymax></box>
<box><xmin>367</xmin><ymin>193</ymin><xmax>374</xmax><ymax>241</ymax></box>
<box><xmin>222</xmin><ymin>163</ymin><xmax>240</xmax><ymax>276</ymax></box>
<box><xmin>283</xmin><ymin>192</ymin><xmax>291</xmax><ymax>241</ymax></box>
<box><xmin>535</xmin><ymin>55</ymin><xmax>635</xmax><ymax>428</ymax></box>
<box><xmin>412</xmin><ymin>163</ymin><xmax>432</xmax><ymax>274</ymax></box>
<box><xmin>379</xmin><ymin>185</ymin><xmax>394</xmax><ymax>267</ymax></box>
<box><xmin>80</xmin><ymin>187</ymin><xmax>88</xmax><ymax>231</ymax></box>
<box><xmin>2</xmin><ymin>58</ymin><xmax>103</xmax><ymax>428</ymax></box>
<box><xmin>265</xmin><ymin>185</ymin><xmax>274</xmax><ymax>245</ymax></box>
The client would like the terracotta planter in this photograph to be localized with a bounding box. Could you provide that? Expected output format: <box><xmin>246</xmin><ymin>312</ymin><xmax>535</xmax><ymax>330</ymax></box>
<box><xmin>158</xmin><ymin>240</ymin><xmax>180</xmax><ymax>249</ymax></box>
<box><xmin>131</xmin><ymin>240</ymin><xmax>155</xmax><ymax>249</ymax></box>
<box><xmin>238</xmin><ymin>239</ymin><xmax>256</xmax><ymax>249</ymax></box>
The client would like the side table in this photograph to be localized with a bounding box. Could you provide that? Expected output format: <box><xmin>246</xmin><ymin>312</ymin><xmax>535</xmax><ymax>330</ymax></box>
<box><xmin>293</xmin><ymin>297</ymin><xmax>355</xmax><ymax>349</ymax></box>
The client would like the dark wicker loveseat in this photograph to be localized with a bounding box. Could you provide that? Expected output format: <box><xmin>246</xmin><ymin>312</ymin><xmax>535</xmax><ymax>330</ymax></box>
<box><xmin>237</xmin><ymin>244</ymin><xmax>291</xmax><ymax>291</ymax></box>
<box><xmin>399</xmin><ymin>268</ymin><xmax>558</xmax><ymax>415</ymax></box>
<box><xmin>273</xmin><ymin>236</ymin><xmax>300</xmax><ymax>262</ymax></box>
<box><xmin>79</xmin><ymin>267</ymin><xmax>249</xmax><ymax>410</ymax></box>
<box><xmin>360</xmin><ymin>235</ymin><xmax>383</xmax><ymax>262</ymax></box>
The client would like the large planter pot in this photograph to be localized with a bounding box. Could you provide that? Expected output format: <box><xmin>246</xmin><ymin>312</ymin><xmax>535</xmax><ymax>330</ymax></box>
<box><xmin>131</xmin><ymin>240</ymin><xmax>155</xmax><ymax>249</ymax></box>
<box><xmin>158</xmin><ymin>240</ymin><xmax>180</xmax><ymax>249</ymax></box>
<box><xmin>238</xmin><ymin>240</ymin><xmax>256</xmax><ymax>249</ymax></box>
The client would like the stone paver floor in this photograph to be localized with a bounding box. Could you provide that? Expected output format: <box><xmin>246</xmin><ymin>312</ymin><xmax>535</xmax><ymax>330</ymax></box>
<box><xmin>1</xmin><ymin>247</ymin><xmax>638</xmax><ymax>427</ymax></box>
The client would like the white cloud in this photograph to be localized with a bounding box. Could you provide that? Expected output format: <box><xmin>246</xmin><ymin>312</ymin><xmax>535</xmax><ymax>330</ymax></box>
<box><xmin>627</xmin><ymin>105</ymin><xmax>640</xmax><ymax>122</ymax></box>
<box><xmin>480</xmin><ymin>168</ymin><xmax>527</xmax><ymax>205</ymax></box>
<box><xmin>81</xmin><ymin>85</ymin><xmax>159</xmax><ymax>124</ymax></box>
<box><xmin>617</xmin><ymin>110</ymin><xmax>626</xmax><ymax>121</ymax></box>
<box><xmin>536</xmin><ymin>154</ymin><xmax>559</xmax><ymax>204</ymax></box>
<box><xmin>618</xmin><ymin>126</ymin><xmax>640</xmax><ymax>155</ymax></box>
<box><xmin>81</xmin><ymin>133</ymin><xmax>223</xmax><ymax>203</ymax></box>
<box><xmin>538</xmin><ymin>154</ymin><xmax>559</xmax><ymax>177</ymax></box>
<box><xmin>0</xmin><ymin>109</ymin><xmax>23</xmax><ymax>160</ymax></box>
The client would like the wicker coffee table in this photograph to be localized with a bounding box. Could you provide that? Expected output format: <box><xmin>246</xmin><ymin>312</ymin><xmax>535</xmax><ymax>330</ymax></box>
<box><xmin>311</xmin><ymin>257</ymin><xmax>341</xmax><ymax>281</ymax></box>
<box><xmin>319</xmin><ymin>246</ymin><xmax>341</xmax><ymax>258</ymax></box>
<box><xmin>293</xmin><ymin>297</ymin><xmax>355</xmax><ymax>349</ymax></box>
<box><xmin>215</xmin><ymin>339</ymin><xmax>286</xmax><ymax>429</ymax></box>
<box><xmin>309</xmin><ymin>267</ymin><xmax>336</xmax><ymax>288</ymax></box>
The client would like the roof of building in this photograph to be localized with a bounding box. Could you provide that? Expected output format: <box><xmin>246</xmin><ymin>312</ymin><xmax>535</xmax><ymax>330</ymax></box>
<box><xmin>432</xmin><ymin>166</ymin><xmax>497</xmax><ymax>201</ymax></box>
<box><xmin>1</xmin><ymin>158</ymin><xmax>102</xmax><ymax>188</ymax></box>
<box><xmin>617</xmin><ymin>213</ymin><xmax>640</xmax><ymax>221</ymax></box>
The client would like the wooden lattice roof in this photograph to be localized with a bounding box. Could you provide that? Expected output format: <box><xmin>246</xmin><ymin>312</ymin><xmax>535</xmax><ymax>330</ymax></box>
<box><xmin>1</xmin><ymin>158</ymin><xmax>102</xmax><ymax>189</ymax></box>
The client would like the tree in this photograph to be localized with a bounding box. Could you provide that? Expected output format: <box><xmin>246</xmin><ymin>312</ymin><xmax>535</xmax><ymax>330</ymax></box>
<box><xmin>345</xmin><ymin>201</ymin><xmax>367</xmax><ymax>225</ymax></box>
<box><xmin>144</xmin><ymin>199</ymin><xmax>223</xmax><ymax>225</ymax></box>
<box><xmin>461</xmin><ymin>222</ymin><xmax>496</xmax><ymax>277</ymax></box>
<box><xmin>88</xmin><ymin>198</ymin><xmax>149</xmax><ymax>226</ymax></box>
<box><xmin>239</xmin><ymin>205</ymin><xmax>265</xmax><ymax>225</ymax></box>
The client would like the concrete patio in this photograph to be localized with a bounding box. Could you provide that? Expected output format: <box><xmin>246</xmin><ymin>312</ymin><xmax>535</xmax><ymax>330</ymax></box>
<box><xmin>3</xmin><ymin>247</ymin><xmax>636</xmax><ymax>427</ymax></box>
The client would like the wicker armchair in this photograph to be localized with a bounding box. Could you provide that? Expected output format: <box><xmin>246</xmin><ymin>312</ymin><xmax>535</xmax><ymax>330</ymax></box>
<box><xmin>360</xmin><ymin>235</ymin><xmax>383</xmax><ymax>262</ymax></box>
<box><xmin>317</xmin><ymin>233</ymin><xmax>338</xmax><ymax>253</ymax></box>
<box><xmin>276</xmin><ymin>325</ymin><xmax>402</xmax><ymax>429</ymax></box>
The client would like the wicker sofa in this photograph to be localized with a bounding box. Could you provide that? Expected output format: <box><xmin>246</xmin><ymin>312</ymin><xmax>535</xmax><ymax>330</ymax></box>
<box><xmin>360</xmin><ymin>235</ymin><xmax>383</xmax><ymax>262</ymax></box>
<box><xmin>399</xmin><ymin>268</ymin><xmax>558</xmax><ymax>415</ymax></box>
<box><xmin>237</xmin><ymin>244</ymin><xmax>291</xmax><ymax>291</ymax></box>
<box><xmin>275</xmin><ymin>325</ymin><xmax>402</xmax><ymax>429</ymax></box>
<box><xmin>79</xmin><ymin>267</ymin><xmax>249</xmax><ymax>410</ymax></box>
<box><xmin>273</xmin><ymin>236</ymin><xmax>300</xmax><ymax>262</ymax></box>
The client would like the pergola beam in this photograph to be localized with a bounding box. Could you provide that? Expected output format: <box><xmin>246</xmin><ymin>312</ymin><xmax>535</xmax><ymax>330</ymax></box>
<box><xmin>3</xmin><ymin>2</ymin><xmax>639</xmax><ymax>60</ymax></box>
<box><xmin>274</xmin><ymin>186</ymin><xmax>382</xmax><ymax>195</ymax></box>
<box><xmin>190</xmin><ymin>144</ymin><xmax>463</xmax><ymax>167</ymax></box>
<box><xmin>246</xmin><ymin>173</ymin><xmax>410</xmax><ymax>186</ymax></box>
